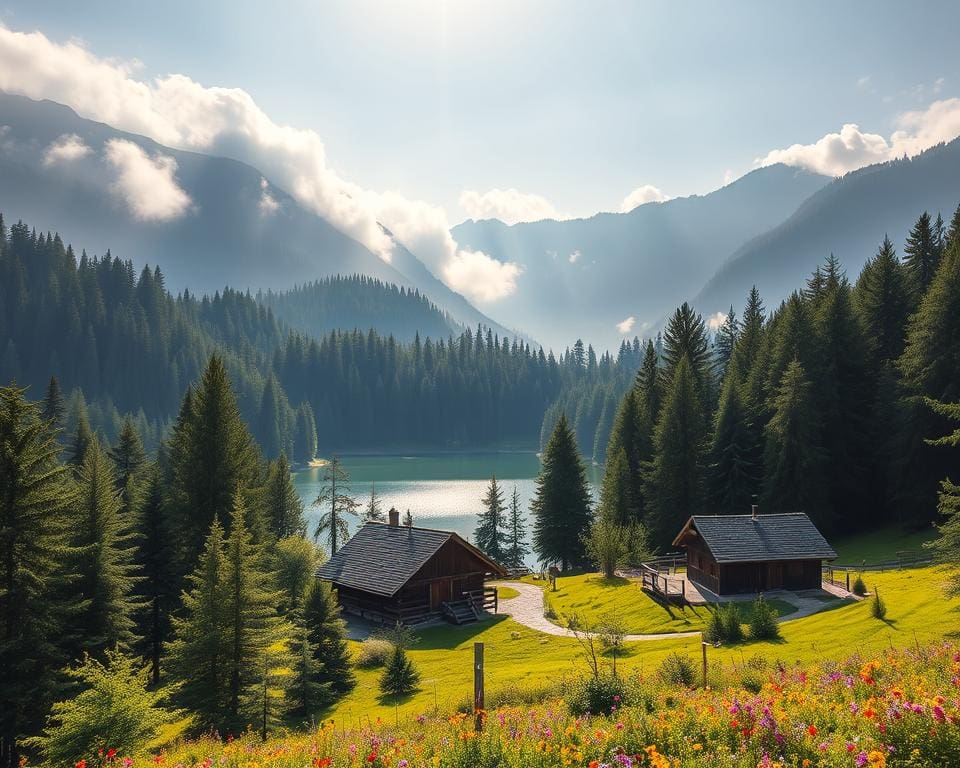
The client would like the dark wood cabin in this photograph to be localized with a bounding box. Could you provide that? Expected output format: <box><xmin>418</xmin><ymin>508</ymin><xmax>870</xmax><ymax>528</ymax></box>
<box><xmin>672</xmin><ymin>512</ymin><xmax>836</xmax><ymax>595</ymax></box>
<box><xmin>316</xmin><ymin>511</ymin><xmax>507</xmax><ymax>625</ymax></box>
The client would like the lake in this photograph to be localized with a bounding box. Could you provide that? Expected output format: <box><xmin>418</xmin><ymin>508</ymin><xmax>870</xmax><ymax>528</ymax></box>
<box><xmin>292</xmin><ymin>452</ymin><xmax>602</xmax><ymax>567</ymax></box>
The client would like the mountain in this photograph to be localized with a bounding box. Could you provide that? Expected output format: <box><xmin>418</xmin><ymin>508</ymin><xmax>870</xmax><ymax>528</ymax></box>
<box><xmin>692</xmin><ymin>139</ymin><xmax>960</xmax><ymax>320</ymax></box>
<box><xmin>0</xmin><ymin>91</ymin><xmax>513</xmax><ymax>338</ymax></box>
<box><xmin>451</xmin><ymin>165</ymin><xmax>830</xmax><ymax>350</ymax></box>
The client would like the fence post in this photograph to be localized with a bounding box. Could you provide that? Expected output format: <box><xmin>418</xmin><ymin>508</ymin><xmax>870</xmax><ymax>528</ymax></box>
<box><xmin>701</xmin><ymin>637</ymin><xmax>708</xmax><ymax>688</ymax></box>
<box><xmin>474</xmin><ymin>642</ymin><xmax>484</xmax><ymax>732</ymax></box>
<box><xmin>846</xmin><ymin>572</ymin><xmax>850</xmax><ymax>592</ymax></box>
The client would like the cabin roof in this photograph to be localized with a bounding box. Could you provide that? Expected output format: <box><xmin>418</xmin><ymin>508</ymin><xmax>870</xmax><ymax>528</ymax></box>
<box><xmin>672</xmin><ymin>513</ymin><xmax>837</xmax><ymax>564</ymax></box>
<box><xmin>316</xmin><ymin>522</ymin><xmax>506</xmax><ymax>597</ymax></box>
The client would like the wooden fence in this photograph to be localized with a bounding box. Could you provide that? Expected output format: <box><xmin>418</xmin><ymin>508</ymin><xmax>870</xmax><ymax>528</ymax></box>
<box><xmin>639</xmin><ymin>563</ymin><xmax>687</xmax><ymax>605</ymax></box>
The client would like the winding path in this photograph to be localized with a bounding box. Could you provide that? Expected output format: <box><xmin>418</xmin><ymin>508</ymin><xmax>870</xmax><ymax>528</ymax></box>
<box><xmin>490</xmin><ymin>581</ymin><xmax>850</xmax><ymax>642</ymax></box>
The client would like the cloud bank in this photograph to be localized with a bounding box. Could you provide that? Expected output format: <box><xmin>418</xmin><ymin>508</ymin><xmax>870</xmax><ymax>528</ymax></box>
<box><xmin>104</xmin><ymin>139</ymin><xmax>192</xmax><ymax>221</ymax></box>
<box><xmin>616</xmin><ymin>316</ymin><xmax>636</xmax><ymax>334</ymax></box>
<box><xmin>755</xmin><ymin>98</ymin><xmax>960</xmax><ymax>176</ymax></box>
<box><xmin>42</xmin><ymin>133</ymin><xmax>91</xmax><ymax>165</ymax></box>
<box><xmin>0</xmin><ymin>25</ymin><xmax>519</xmax><ymax>304</ymax></box>
<box><xmin>458</xmin><ymin>187</ymin><xmax>565</xmax><ymax>225</ymax></box>
<box><xmin>620</xmin><ymin>184</ymin><xmax>669</xmax><ymax>212</ymax></box>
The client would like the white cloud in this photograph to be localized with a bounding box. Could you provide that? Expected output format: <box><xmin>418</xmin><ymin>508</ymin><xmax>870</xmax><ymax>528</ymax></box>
<box><xmin>442</xmin><ymin>249</ymin><xmax>522</xmax><ymax>302</ymax></box>
<box><xmin>0</xmin><ymin>26</ymin><xmax>519</xmax><ymax>304</ymax></box>
<box><xmin>458</xmin><ymin>187</ymin><xmax>564</xmax><ymax>225</ymax></box>
<box><xmin>259</xmin><ymin>176</ymin><xmax>279</xmax><ymax>214</ymax></box>
<box><xmin>616</xmin><ymin>316</ymin><xmax>635</xmax><ymax>334</ymax></box>
<box><xmin>755</xmin><ymin>97</ymin><xmax>960</xmax><ymax>176</ymax></box>
<box><xmin>104</xmin><ymin>138</ymin><xmax>191</xmax><ymax>221</ymax></box>
<box><xmin>42</xmin><ymin>133</ymin><xmax>91</xmax><ymax>165</ymax></box>
<box><xmin>856</xmin><ymin>75</ymin><xmax>871</xmax><ymax>88</ymax></box>
<box><xmin>723</xmin><ymin>168</ymin><xmax>735</xmax><ymax>185</ymax></box>
<box><xmin>568</xmin><ymin>250</ymin><xmax>580</xmax><ymax>264</ymax></box>
<box><xmin>619</xmin><ymin>184</ymin><xmax>669</xmax><ymax>212</ymax></box>
<box><xmin>707</xmin><ymin>311</ymin><xmax>727</xmax><ymax>331</ymax></box>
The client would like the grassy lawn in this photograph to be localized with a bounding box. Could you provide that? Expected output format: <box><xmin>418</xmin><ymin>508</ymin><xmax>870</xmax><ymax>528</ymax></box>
<box><xmin>831</xmin><ymin>524</ymin><xmax>937</xmax><ymax>563</ymax></box>
<box><xmin>323</xmin><ymin>566</ymin><xmax>960</xmax><ymax>725</ymax></box>
<box><xmin>541</xmin><ymin>572</ymin><xmax>796</xmax><ymax>634</ymax></box>
<box><xmin>497</xmin><ymin>585</ymin><xmax>520</xmax><ymax>600</ymax></box>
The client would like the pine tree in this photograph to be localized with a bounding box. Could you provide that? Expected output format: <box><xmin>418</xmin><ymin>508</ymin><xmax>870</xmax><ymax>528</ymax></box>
<box><xmin>109</xmin><ymin>417</ymin><xmax>147</xmax><ymax>520</ymax></box>
<box><xmin>731</xmin><ymin>287</ymin><xmax>766</xmax><ymax>381</ymax></box>
<box><xmin>273</xmin><ymin>536</ymin><xmax>320</xmax><ymax>612</ymax></box>
<box><xmin>312</xmin><ymin>456</ymin><xmax>358</xmax><ymax>553</ymax></box>
<box><xmin>286</xmin><ymin>624</ymin><xmax>330</xmax><ymax>717</ymax></box>
<box><xmin>714</xmin><ymin>306</ymin><xmax>739</xmax><ymax>374</ymax></box>
<box><xmin>474</xmin><ymin>476</ymin><xmax>508</xmax><ymax>563</ymax></box>
<box><xmin>0</xmin><ymin>385</ymin><xmax>76</xmax><ymax>767</ymax></box>
<box><xmin>379</xmin><ymin>645</ymin><xmax>420</xmax><ymax>698</ymax></box>
<box><xmin>647</xmin><ymin>356</ymin><xmax>706</xmax><ymax>549</ymax></box>
<box><xmin>925</xmin><ymin>399</ymin><xmax>960</xmax><ymax>594</ymax></box>
<box><xmin>763</xmin><ymin>360</ymin><xmax>828</xmax><ymax>527</ymax></box>
<box><xmin>167</xmin><ymin>517</ymin><xmax>229</xmax><ymax>730</ymax></box>
<box><xmin>303</xmin><ymin>580</ymin><xmax>355</xmax><ymax>698</ymax></box>
<box><xmin>531</xmin><ymin>414</ymin><xmax>593</xmax><ymax>570</ymax></box>
<box><xmin>903</xmin><ymin>211</ymin><xmax>938</xmax><ymax>299</ymax></box>
<box><xmin>707</xmin><ymin>372</ymin><xmax>761</xmax><ymax>515</ymax></box>
<box><xmin>403</xmin><ymin>509</ymin><xmax>413</xmax><ymax>527</ymax></box>
<box><xmin>40</xmin><ymin>375</ymin><xmax>66</xmax><ymax>431</ymax></box>
<box><xmin>265</xmin><ymin>453</ymin><xmax>305</xmax><ymax>539</ymax></box>
<box><xmin>854</xmin><ymin>236</ymin><xmax>912</xmax><ymax>362</ymax></box>
<box><xmin>598</xmin><ymin>446</ymin><xmax>632</xmax><ymax>526</ymax></box>
<box><xmin>505</xmin><ymin>485</ymin><xmax>529</xmax><ymax>569</ymax></box>
<box><xmin>68</xmin><ymin>408</ymin><xmax>94</xmax><ymax>471</ymax></box>
<box><xmin>363</xmin><ymin>481</ymin><xmax>385</xmax><ymax>522</ymax></box>
<box><xmin>69</xmin><ymin>438</ymin><xmax>141</xmax><ymax>659</ymax></box>
<box><xmin>661</xmin><ymin>302</ymin><xmax>712</xmax><ymax>403</ymax></box>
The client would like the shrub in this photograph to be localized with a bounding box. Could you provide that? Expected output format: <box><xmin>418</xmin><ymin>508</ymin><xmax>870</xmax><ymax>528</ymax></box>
<box><xmin>748</xmin><ymin>594</ymin><xmax>781</xmax><ymax>641</ymax></box>
<box><xmin>543</xmin><ymin>591</ymin><xmax>558</xmax><ymax>620</ymax></box>
<box><xmin>567</xmin><ymin>673</ymin><xmax>627</xmax><ymax>716</ymax></box>
<box><xmin>852</xmin><ymin>575</ymin><xmax>867</xmax><ymax>596</ymax></box>
<box><xmin>357</xmin><ymin>637</ymin><xmax>393</xmax><ymax>668</ymax></box>
<box><xmin>740</xmin><ymin>671</ymin><xmax>764</xmax><ymax>693</ymax></box>
<box><xmin>379</xmin><ymin>645</ymin><xmax>421</xmax><ymax>698</ymax></box>
<box><xmin>26</xmin><ymin>651</ymin><xmax>172</xmax><ymax>765</ymax></box>
<box><xmin>657</xmin><ymin>652</ymin><xmax>695</xmax><ymax>687</ymax></box>
<box><xmin>871</xmin><ymin>588</ymin><xmax>887</xmax><ymax>620</ymax></box>
<box><xmin>704</xmin><ymin>602</ymin><xmax>744</xmax><ymax>645</ymax></box>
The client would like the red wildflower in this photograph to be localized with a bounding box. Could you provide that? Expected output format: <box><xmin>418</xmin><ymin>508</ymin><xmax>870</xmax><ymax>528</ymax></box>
<box><xmin>807</xmin><ymin>725</ymin><xmax>817</xmax><ymax>737</ymax></box>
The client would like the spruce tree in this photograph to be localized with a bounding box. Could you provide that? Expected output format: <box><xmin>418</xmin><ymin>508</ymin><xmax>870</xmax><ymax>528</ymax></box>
<box><xmin>707</xmin><ymin>372</ymin><xmax>761</xmax><ymax>515</ymax></box>
<box><xmin>714</xmin><ymin>306</ymin><xmax>739</xmax><ymax>374</ymax></box>
<box><xmin>598</xmin><ymin>446</ymin><xmax>632</xmax><ymax>526</ymax></box>
<box><xmin>647</xmin><ymin>356</ymin><xmax>706</xmax><ymax>549</ymax></box>
<box><xmin>68</xmin><ymin>408</ymin><xmax>94</xmax><ymax>472</ymax></box>
<box><xmin>903</xmin><ymin>211</ymin><xmax>938</xmax><ymax>299</ymax></box>
<box><xmin>474</xmin><ymin>475</ymin><xmax>508</xmax><ymax>563</ymax></box>
<box><xmin>925</xmin><ymin>399</ymin><xmax>960</xmax><ymax>594</ymax></box>
<box><xmin>763</xmin><ymin>360</ymin><xmax>828</xmax><ymax>527</ymax></box>
<box><xmin>854</xmin><ymin>236</ymin><xmax>912</xmax><ymax>363</ymax></box>
<box><xmin>312</xmin><ymin>456</ymin><xmax>358</xmax><ymax>553</ymax></box>
<box><xmin>363</xmin><ymin>481</ymin><xmax>385</xmax><ymax>522</ymax></box>
<box><xmin>265</xmin><ymin>453</ymin><xmax>305</xmax><ymax>539</ymax></box>
<box><xmin>109</xmin><ymin>417</ymin><xmax>147</xmax><ymax>520</ymax></box>
<box><xmin>505</xmin><ymin>485</ymin><xmax>529</xmax><ymax>569</ymax></box>
<box><xmin>731</xmin><ymin>286</ymin><xmax>766</xmax><ymax>381</ymax></box>
<box><xmin>274</xmin><ymin>536</ymin><xmax>320</xmax><ymax>612</ymax></box>
<box><xmin>303</xmin><ymin>580</ymin><xmax>355</xmax><ymax>698</ymax></box>
<box><xmin>69</xmin><ymin>438</ymin><xmax>141</xmax><ymax>659</ymax></box>
<box><xmin>531</xmin><ymin>414</ymin><xmax>593</xmax><ymax>570</ymax></box>
<box><xmin>661</xmin><ymin>302</ymin><xmax>712</xmax><ymax>404</ymax></box>
<box><xmin>40</xmin><ymin>375</ymin><xmax>66</xmax><ymax>431</ymax></box>
<box><xmin>0</xmin><ymin>386</ymin><xmax>76</xmax><ymax>767</ymax></box>
<box><xmin>379</xmin><ymin>646</ymin><xmax>420</xmax><ymax>698</ymax></box>
<box><xmin>286</xmin><ymin>624</ymin><xmax>330</xmax><ymax>717</ymax></box>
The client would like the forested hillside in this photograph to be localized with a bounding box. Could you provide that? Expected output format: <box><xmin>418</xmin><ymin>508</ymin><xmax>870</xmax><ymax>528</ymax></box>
<box><xmin>257</xmin><ymin>276</ymin><xmax>459</xmax><ymax>342</ymax></box>
<box><xmin>0</xmin><ymin>212</ymin><xmax>629</xmax><ymax>457</ymax></box>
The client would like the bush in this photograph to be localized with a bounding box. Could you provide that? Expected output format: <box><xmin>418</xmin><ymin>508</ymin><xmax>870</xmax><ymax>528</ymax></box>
<box><xmin>704</xmin><ymin>602</ymin><xmax>744</xmax><ymax>645</ymax></box>
<box><xmin>852</xmin><ymin>575</ymin><xmax>867</xmax><ymax>596</ymax></box>
<box><xmin>379</xmin><ymin>645</ymin><xmax>421</xmax><ymax>698</ymax></box>
<box><xmin>543</xmin><ymin>591</ymin><xmax>558</xmax><ymax>620</ymax></box>
<box><xmin>567</xmin><ymin>673</ymin><xmax>627</xmax><ymax>716</ymax></box>
<box><xmin>871</xmin><ymin>588</ymin><xmax>887</xmax><ymax>620</ymax></box>
<box><xmin>357</xmin><ymin>637</ymin><xmax>393</xmax><ymax>668</ymax></box>
<box><xmin>740</xmin><ymin>671</ymin><xmax>764</xmax><ymax>694</ymax></box>
<box><xmin>26</xmin><ymin>651</ymin><xmax>172</xmax><ymax>764</ymax></box>
<box><xmin>748</xmin><ymin>594</ymin><xmax>781</xmax><ymax>641</ymax></box>
<box><xmin>657</xmin><ymin>652</ymin><xmax>695</xmax><ymax>687</ymax></box>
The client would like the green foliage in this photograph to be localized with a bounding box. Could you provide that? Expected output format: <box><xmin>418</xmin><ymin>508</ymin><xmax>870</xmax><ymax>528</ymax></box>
<box><xmin>356</xmin><ymin>638</ymin><xmax>394</xmax><ymax>669</ymax></box>
<box><xmin>474</xmin><ymin>476</ymin><xmax>508</xmax><ymax>563</ymax></box>
<box><xmin>903</xmin><ymin>211</ymin><xmax>939</xmax><ymax>299</ymax></box>
<box><xmin>566</xmin><ymin>673</ymin><xmax>627</xmax><ymax>716</ymax></box>
<box><xmin>41</xmin><ymin>375</ymin><xmax>66</xmax><ymax>431</ymax></box>
<box><xmin>852</xmin><ymin>575</ymin><xmax>867</xmax><ymax>596</ymax></box>
<box><xmin>871</xmin><ymin>589</ymin><xmax>888</xmax><ymax>620</ymax></box>
<box><xmin>312</xmin><ymin>456</ymin><xmax>358</xmax><ymax>554</ymax></box>
<box><xmin>379</xmin><ymin>646</ymin><xmax>421</xmax><ymax>699</ymax></box>
<box><xmin>265</xmin><ymin>453</ymin><xmax>306</xmax><ymax>539</ymax></box>
<box><xmin>531</xmin><ymin>414</ymin><xmax>593</xmax><ymax>570</ymax></box>
<box><xmin>274</xmin><ymin>536</ymin><xmax>321</xmax><ymax>611</ymax></box>
<box><xmin>27</xmin><ymin>650</ymin><xmax>172</xmax><ymax>766</ymax></box>
<box><xmin>108</xmin><ymin>417</ymin><xmax>147</xmax><ymax>519</ymax></box>
<box><xmin>704</xmin><ymin>603</ymin><xmax>744</xmax><ymax>645</ymax></box>
<box><xmin>584</xmin><ymin>517</ymin><xmax>630</xmax><ymax>579</ymax></box>
<box><xmin>504</xmin><ymin>485</ymin><xmax>529</xmax><ymax>569</ymax></box>
<box><xmin>657</xmin><ymin>652</ymin><xmax>695</xmax><ymax>687</ymax></box>
<box><xmin>303</xmin><ymin>580</ymin><xmax>355</xmax><ymax>697</ymax></box>
<box><xmin>748</xmin><ymin>595</ymin><xmax>781</xmax><ymax>641</ymax></box>
<box><xmin>707</xmin><ymin>371</ymin><xmax>761</xmax><ymax>515</ymax></box>
<box><xmin>362</xmin><ymin>481</ymin><xmax>385</xmax><ymax>523</ymax></box>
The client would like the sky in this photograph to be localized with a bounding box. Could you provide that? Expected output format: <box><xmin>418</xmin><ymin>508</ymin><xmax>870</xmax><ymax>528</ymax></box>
<box><xmin>1</xmin><ymin>1</ymin><xmax>960</xmax><ymax>304</ymax></box>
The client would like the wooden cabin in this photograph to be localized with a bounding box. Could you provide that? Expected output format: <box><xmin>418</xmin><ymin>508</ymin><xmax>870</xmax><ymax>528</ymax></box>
<box><xmin>316</xmin><ymin>508</ymin><xmax>507</xmax><ymax>625</ymax></box>
<box><xmin>672</xmin><ymin>511</ymin><xmax>836</xmax><ymax>595</ymax></box>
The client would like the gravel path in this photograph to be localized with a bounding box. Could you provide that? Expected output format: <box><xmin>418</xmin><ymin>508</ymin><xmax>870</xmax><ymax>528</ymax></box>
<box><xmin>491</xmin><ymin>581</ymin><xmax>850</xmax><ymax>641</ymax></box>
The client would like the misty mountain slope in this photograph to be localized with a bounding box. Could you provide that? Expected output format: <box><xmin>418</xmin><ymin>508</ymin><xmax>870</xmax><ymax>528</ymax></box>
<box><xmin>693</xmin><ymin>138</ymin><xmax>960</xmax><ymax>319</ymax></box>
<box><xmin>0</xmin><ymin>91</ymin><xmax>514</xmax><ymax>338</ymax></box>
<box><xmin>451</xmin><ymin>164</ymin><xmax>829</xmax><ymax>350</ymax></box>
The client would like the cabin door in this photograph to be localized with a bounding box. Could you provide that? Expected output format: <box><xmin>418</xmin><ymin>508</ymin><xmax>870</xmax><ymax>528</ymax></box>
<box><xmin>430</xmin><ymin>580</ymin><xmax>450</xmax><ymax>609</ymax></box>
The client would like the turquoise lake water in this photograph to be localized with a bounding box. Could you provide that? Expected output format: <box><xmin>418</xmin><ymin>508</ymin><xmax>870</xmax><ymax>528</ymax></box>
<box><xmin>292</xmin><ymin>452</ymin><xmax>601</xmax><ymax>566</ymax></box>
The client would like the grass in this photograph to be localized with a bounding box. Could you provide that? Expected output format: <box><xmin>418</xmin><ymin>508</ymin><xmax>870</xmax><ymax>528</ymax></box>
<box><xmin>321</xmin><ymin>565</ymin><xmax>960</xmax><ymax>725</ymax></box>
<box><xmin>540</xmin><ymin>572</ymin><xmax>796</xmax><ymax>634</ymax></box>
<box><xmin>496</xmin><ymin>585</ymin><xmax>520</xmax><ymax>600</ymax></box>
<box><xmin>832</xmin><ymin>524</ymin><xmax>937</xmax><ymax>563</ymax></box>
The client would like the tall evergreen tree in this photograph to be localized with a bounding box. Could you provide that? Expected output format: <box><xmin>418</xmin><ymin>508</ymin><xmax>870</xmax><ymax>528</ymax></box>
<box><xmin>505</xmin><ymin>485</ymin><xmax>529</xmax><ymax>569</ymax></box>
<box><xmin>714</xmin><ymin>306</ymin><xmax>739</xmax><ymax>374</ymax></box>
<box><xmin>363</xmin><ymin>481</ymin><xmax>385</xmax><ymax>523</ymax></box>
<box><xmin>265</xmin><ymin>453</ymin><xmax>305</xmax><ymax>539</ymax></box>
<box><xmin>109</xmin><ymin>417</ymin><xmax>147</xmax><ymax>520</ymax></box>
<box><xmin>903</xmin><ymin>211</ymin><xmax>938</xmax><ymax>299</ymax></box>
<box><xmin>597</xmin><ymin>446</ymin><xmax>632</xmax><ymax>526</ymax></box>
<box><xmin>762</xmin><ymin>361</ymin><xmax>828</xmax><ymax>527</ymax></box>
<box><xmin>925</xmin><ymin>399</ymin><xmax>960</xmax><ymax>594</ymax></box>
<box><xmin>312</xmin><ymin>456</ymin><xmax>358</xmax><ymax>553</ymax></box>
<box><xmin>647</xmin><ymin>356</ymin><xmax>706</xmax><ymax>549</ymax></box>
<box><xmin>0</xmin><ymin>386</ymin><xmax>76</xmax><ymax>768</ymax></box>
<box><xmin>707</xmin><ymin>372</ymin><xmax>761</xmax><ymax>515</ymax></box>
<box><xmin>854</xmin><ymin>236</ymin><xmax>912</xmax><ymax>363</ymax></box>
<box><xmin>531</xmin><ymin>414</ymin><xmax>593</xmax><ymax>570</ymax></box>
<box><xmin>69</xmin><ymin>438</ymin><xmax>141</xmax><ymax>659</ymax></box>
<box><xmin>660</xmin><ymin>302</ymin><xmax>712</xmax><ymax>403</ymax></box>
<box><xmin>68</xmin><ymin>408</ymin><xmax>94</xmax><ymax>472</ymax></box>
<box><xmin>302</xmin><ymin>580</ymin><xmax>355</xmax><ymax>699</ymax></box>
<box><xmin>474</xmin><ymin>476</ymin><xmax>508</xmax><ymax>563</ymax></box>
<box><xmin>731</xmin><ymin>287</ymin><xmax>766</xmax><ymax>381</ymax></box>
<box><xmin>40</xmin><ymin>375</ymin><xmax>66</xmax><ymax>431</ymax></box>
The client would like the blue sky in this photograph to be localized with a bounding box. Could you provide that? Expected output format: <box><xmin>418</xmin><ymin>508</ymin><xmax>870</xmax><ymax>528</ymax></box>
<box><xmin>4</xmin><ymin>0</ymin><xmax>959</xmax><ymax>218</ymax></box>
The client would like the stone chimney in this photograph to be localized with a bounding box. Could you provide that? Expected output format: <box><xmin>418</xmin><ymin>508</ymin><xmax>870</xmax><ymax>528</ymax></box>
<box><xmin>388</xmin><ymin>506</ymin><xmax>400</xmax><ymax>527</ymax></box>
<box><xmin>751</xmin><ymin>503</ymin><xmax>758</xmax><ymax>521</ymax></box>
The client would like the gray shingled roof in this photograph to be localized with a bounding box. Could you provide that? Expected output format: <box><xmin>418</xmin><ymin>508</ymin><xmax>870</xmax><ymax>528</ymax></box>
<box><xmin>676</xmin><ymin>513</ymin><xmax>837</xmax><ymax>563</ymax></box>
<box><xmin>316</xmin><ymin>523</ymin><xmax>502</xmax><ymax>597</ymax></box>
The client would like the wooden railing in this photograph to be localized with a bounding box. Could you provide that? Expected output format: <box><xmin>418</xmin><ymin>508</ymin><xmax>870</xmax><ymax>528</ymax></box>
<box><xmin>465</xmin><ymin>586</ymin><xmax>498</xmax><ymax>614</ymax></box>
<box><xmin>639</xmin><ymin>563</ymin><xmax>687</xmax><ymax>604</ymax></box>
<box><xmin>685</xmin><ymin>564</ymin><xmax>720</xmax><ymax>595</ymax></box>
